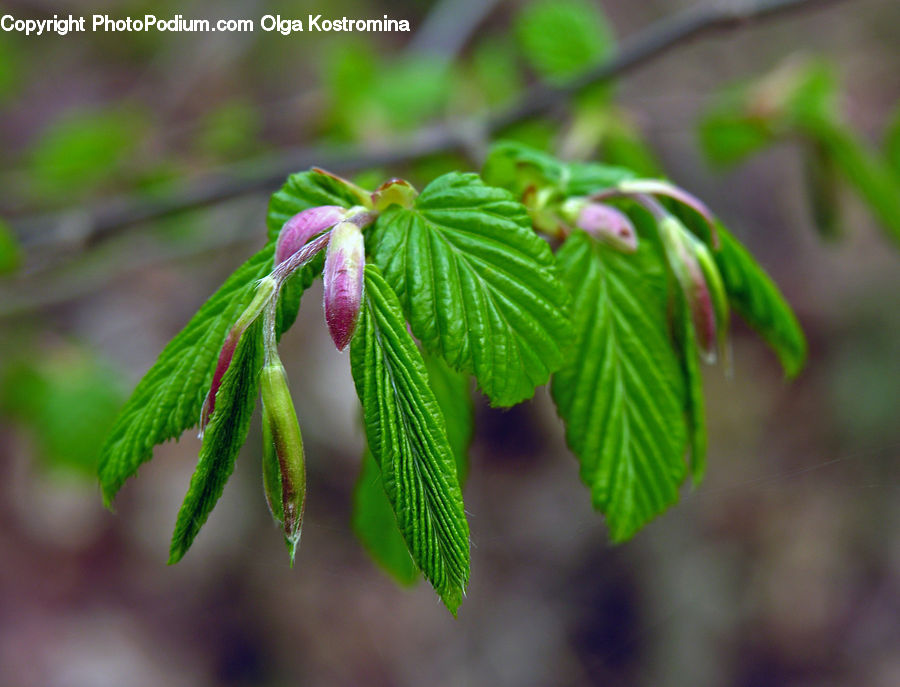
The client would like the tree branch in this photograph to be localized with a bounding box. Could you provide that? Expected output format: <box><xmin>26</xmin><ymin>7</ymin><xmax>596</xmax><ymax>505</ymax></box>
<box><xmin>9</xmin><ymin>0</ymin><xmax>844</xmax><ymax>255</ymax></box>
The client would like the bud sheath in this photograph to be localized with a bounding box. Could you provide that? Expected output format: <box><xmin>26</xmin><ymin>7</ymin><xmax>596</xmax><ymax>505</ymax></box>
<box><xmin>322</xmin><ymin>221</ymin><xmax>365</xmax><ymax>351</ymax></box>
<box><xmin>260</xmin><ymin>360</ymin><xmax>306</xmax><ymax>564</ymax></box>
<box><xmin>200</xmin><ymin>277</ymin><xmax>276</xmax><ymax>435</ymax></box>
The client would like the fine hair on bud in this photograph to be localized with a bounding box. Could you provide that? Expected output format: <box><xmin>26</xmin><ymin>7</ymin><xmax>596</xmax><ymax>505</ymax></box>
<box><xmin>322</xmin><ymin>221</ymin><xmax>365</xmax><ymax>351</ymax></box>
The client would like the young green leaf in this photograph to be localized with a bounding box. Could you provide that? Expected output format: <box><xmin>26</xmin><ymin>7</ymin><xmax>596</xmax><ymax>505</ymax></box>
<box><xmin>353</xmin><ymin>350</ymin><xmax>473</xmax><ymax>584</ymax></box>
<box><xmin>422</xmin><ymin>352</ymin><xmax>473</xmax><ymax>485</ymax></box>
<box><xmin>803</xmin><ymin>116</ymin><xmax>900</xmax><ymax>246</ymax></box>
<box><xmin>714</xmin><ymin>225</ymin><xmax>807</xmax><ymax>377</ymax></box>
<box><xmin>352</xmin><ymin>449</ymin><xmax>420</xmax><ymax>585</ymax></box>
<box><xmin>350</xmin><ymin>265</ymin><xmax>470</xmax><ymax>613</ymax></box>
<box><xmin>482</xmin><ymin>141</ymin><xmax>634</xmax><ymax>200</ymax></box>
<box><xmin>551</xmin><ymin>232</ymin><xmax>688</xmax><ymax>542</ymax></box>
<box><xmin>99</xmin><ymin>245</ymin><xmax>275</xmax><ymax>505</ymax></box>
<box><xmin>100</xmin><ymin>171</ymin><xmax>349</xmax><ymax>505</ymax></box>
<box><xmin>169</xmin><ymin>319</ymin><xmax>264</xmax><ymax>563</ymax></box>
<box><xmin>674</xmin><ymin>292</ymin><xmax>708</xmax><ymax>484</ymax></box>
<box><xmin>367</xmin><ymin>171</ymin><xmax>571</xmax><ymax>407</ymax></box>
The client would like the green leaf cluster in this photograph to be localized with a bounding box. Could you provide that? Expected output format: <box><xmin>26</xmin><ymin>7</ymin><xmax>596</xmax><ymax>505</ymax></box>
<box><xmin>99</xmin><ymin>147</ymin><xmax>807</xmax><ymax>614</ymax></box>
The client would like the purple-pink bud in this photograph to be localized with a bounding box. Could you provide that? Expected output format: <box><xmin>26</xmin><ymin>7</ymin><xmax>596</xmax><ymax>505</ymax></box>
<box><xmin>322</xmin><ymin>221</ymin><xmax>365</xmax><ymax>352</ymax></box>
<box><xmin>275</xmin><ymin>206</ymin><xmax>346</xmax><ymax>265</ymax></box>
<box><xmin>576</xmin><ymin>202</ymin><xmax>639</xmax><ymax>252</ymax></box>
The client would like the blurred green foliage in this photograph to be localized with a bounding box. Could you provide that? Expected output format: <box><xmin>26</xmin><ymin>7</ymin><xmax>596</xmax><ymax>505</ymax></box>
<box><xmin>700</xmin><ymin>58</ymin><xmax>900</xmax><ymax>245</ymax></box>
<box><xmin>1</xmin><ymin>346</ymin><xmax>124</xmax><ymax>477</ymax></box>
<box><xmin>515</xmin><ymin>0</ymin><xmax>614</xmax><ymax>82</ymax></box>
<box><xmin>196</xmin><ymin>100</ymin><xmax>263</xmax><ymax>160</ymax></box>
<box><xmin>28</xmin><ymin>108</ymin><xmax>147</xmax><ymax>201</ymax></box>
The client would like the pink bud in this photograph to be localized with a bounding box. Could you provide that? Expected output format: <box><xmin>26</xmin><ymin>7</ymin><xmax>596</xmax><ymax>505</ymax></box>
<box><xmin>576</xmin><ymin>202</ymin><xmax>639</xmax><ymax>252</ymax></box>
<box><xmin>275</xmin><ymin>206</ymin><xmax>346</xmax><ymax>265</ymax></box>
<box><xmin>322</xmin><ymin>221</ymin><xmax>365</xmax><ymax>351</ymax></box>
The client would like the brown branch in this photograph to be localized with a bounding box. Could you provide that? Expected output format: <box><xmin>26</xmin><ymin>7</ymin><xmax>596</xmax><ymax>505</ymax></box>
<box><xmin>9</xmin><ymin>0</ymin><xmax>845</xmax><ymax>255</ymax></box>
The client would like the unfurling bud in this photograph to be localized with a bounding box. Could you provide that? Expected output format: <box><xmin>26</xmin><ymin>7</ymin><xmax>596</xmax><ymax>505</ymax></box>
<box><xmin>616</xmin><ymin>179</ymin><xmax>720</xmax><ymax>247</ymax></box>
<box><xmin>573</xmin><ymin>201</ymin><xmax>638</xmax><ymax>252</ymax></box>
<box><xmin>691</xmin><ymin>236</ymin><xmax>731</xmax><ymax>366</ymax></box>
<box><xmin>275</xmin><ymin>206</ymin><xmax>346</xmax><ymax>265</ymax></box>
<box><xmin>658</xmin><ymin>216</ymin><xmax>722</xmax><ymax>363</ymax></box>
<box><xmin>260</xmin><ymin>359</ymin><xmax>306</xmax><ymax>565</ymax></box>
<box><xmin>371</xmin><ymin>178</ymin><xmax>417</xmax><ymax>212</ymax></box>
<box><xmin>200</xmin><ymin>277</ymin><xmax>276</xmax><ymax>436</ymax></box>
<box><xmin>322</xmin><ymin>221</ymin><xmax>365</xmax><ymax>351</ymax></box>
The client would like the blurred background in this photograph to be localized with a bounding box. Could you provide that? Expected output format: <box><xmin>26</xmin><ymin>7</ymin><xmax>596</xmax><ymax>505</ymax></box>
<box><xmin>1</xmin><ymin>0</ymin><xmax>899</xmax><ymax>685</ymax></box>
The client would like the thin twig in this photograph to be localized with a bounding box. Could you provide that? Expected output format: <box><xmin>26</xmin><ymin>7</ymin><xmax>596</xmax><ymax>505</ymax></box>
<box><xmin>8</xmin><ymin>0</ymin><xmax>843</xmax><ymax>255</ymax></box>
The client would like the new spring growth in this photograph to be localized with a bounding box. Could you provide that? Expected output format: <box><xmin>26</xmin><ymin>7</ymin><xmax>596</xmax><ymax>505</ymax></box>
<box><xmin>275</xmin><ymin>205</ymin><xmax>347</xmax><ymax>265</ymax></box>
<box><xmin>323</xmin><ymin>221</ymin><xmax>366</xmax><ymax>351</ymax></box>
<box><xmin>199</xmin><ymin>276</ymin><xmax>276</xmax><ymax>436</ymax></box>
<box><xmin>260</xmin><ymin>354</ymin><xmax>306</xmax><ymax>565</ymax></box>
<box><xmin>594</xmin><ymin>179</ymin><xmax>720</xmax><ymax>247</ymax></box>
<box><xmin>657</xmin><ymin>213</ymin><xmax>728</xmax><ymax>363</ymax></box>
<box><xmin>561</xmin><ymin>198</ymin><xmax>638</xmax><ymax>252</ymax></box>
<box><xmin>371</xmin><ymin>178</ymin><xmax>418</xmax><ymax>211</ymax></box>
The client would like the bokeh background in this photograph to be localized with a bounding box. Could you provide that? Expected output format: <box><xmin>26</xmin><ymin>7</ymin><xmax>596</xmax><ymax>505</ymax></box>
<box><xmin>1</xmin><ymin>0</ymin><xmax>899</xmax><ymax>685</ymax></box>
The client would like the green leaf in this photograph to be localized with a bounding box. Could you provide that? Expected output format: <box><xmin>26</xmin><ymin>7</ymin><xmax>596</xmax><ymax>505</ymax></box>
<box><xmin>698</xmin><ymin>100</ymin><xmax>777</xmax><ymax>167</ymax></box>
<box><xmin>100</xmin><ymin>170</ymin><xmax>351</xmax><ymax>504</ymax></box>
<box><xmin>803</xmin><ymin>116</ymin><xmax>900</xmax><ymax>246</ymax></box>
<box><xmin>714</xmin><ymin>225</ymin><xmax>807</xmax><ymax>377</ymax></box>
<box><xmin>353</xmin><ymin>350</ymin><xmax>473</xmax><ymax>585</ymax></box>
<box><xmin>551</xmin><ymin>232</ymin><xmax>688</xmax><ymax>542</ymax></box>
<box><xmin>99</xmin><ymin>241</ymin><xmax>320</xmax><ymax>505</ymax></box>
<box><xmin>169</xmin><ymin>320</ymin><xmax>263</xmax><ymax>563</ymax></box>
<box><xmin>422</xmin><ymin>352</ymin><xmax>473</xmax><ymax>485</ymax></box>
<box><xmin>515</xmin><ymin>0</ymin><xmax>614</xmax><ymax>82</ymax></box>
<box><xmin>350</xmin><ymin>265</ymin><xmax>470</xmax><ymax>613</ymax></box>
<box><xmin>674</xmin><ymin>293</ymin><xmax>707</xmax><ymax>484</ymax></box>
<box><xmin>99</xmin><ymin>245</ymin><xmax>274</xmax><ymax>505</ymax></box>
<box><xmin>802</xmin><ymin>140</ymin><xmax>842</xmax><ymax>240</ymax></box>
<box><xmin>352</xmin><ymin>449</ymin><xmax>420</xmax><ymax>585</ymax></box>
<box><xmin>483</xmin><ymin>141</ymin><xmax>634</xmax><ymax>200</ymax></box>
<box><xmin>368</xmin><ymin>171</ymin><xmax>571</xmax><ymax>407</ymax></box>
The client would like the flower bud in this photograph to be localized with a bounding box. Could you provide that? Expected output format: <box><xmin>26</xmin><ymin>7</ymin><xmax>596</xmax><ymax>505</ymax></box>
<box><xmin>322</xmin><ymin>221</ymin><xmax>365</xmax><ymax>351</ymax></box>
<box><xmin>200</xmin><ymin>277</ymin><xmax>276</xmax><ymax>435</ymax></box>
<box><xmin>260</xmin><ymin>359</ymin><xmax>306</xmax><ymax>564</ymax></box>
<box><xmin>371</xmin><ymin>178</ymin><xmax>418</xmax><ymax>212</ymax></box>
<box><xmin>275</xmin><ymin>206</ymin><xmax>346</xmax><ymax>265</ymax></box>
<box><xmin>574</xmin><ymin>201</ymin><xmax>638</xmax><ymax>252</ymax></box>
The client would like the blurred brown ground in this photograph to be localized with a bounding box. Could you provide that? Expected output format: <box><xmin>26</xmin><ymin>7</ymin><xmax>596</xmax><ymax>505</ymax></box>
<box><xmin>1</xmin><ymin>1</ymin><xmax>899</xmax><ymax>686</ymax></box>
